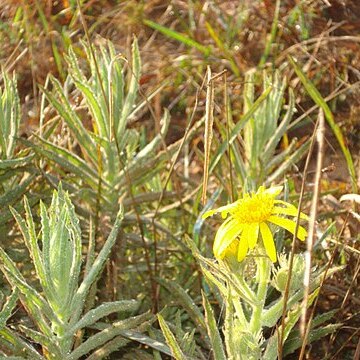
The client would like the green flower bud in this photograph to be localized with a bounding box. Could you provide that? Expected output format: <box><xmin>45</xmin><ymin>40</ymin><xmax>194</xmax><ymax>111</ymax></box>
<box><xmin>272</xmin><ymin>254</ymin><xmax>305</xmax><ymax>293</ymax></box>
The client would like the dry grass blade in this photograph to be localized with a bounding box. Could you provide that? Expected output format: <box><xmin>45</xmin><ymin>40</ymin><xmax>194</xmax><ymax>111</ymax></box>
<box><xmin>299</xmin><ymin>109</ymin><xmax>325</xmax><ymax>358</ymax></box>
<box><xmin>340</xmin><ymin>255</ymin><xmax>360</xmax><ymax>309</ymax></box>
<box><xmin>202</xmin><ymin>66</ymin><xmax>214</xmax><ymax>204</ymax></box>
<box><xmin>277</xmin><ymin>115</ymin><xmax>320</xmax><ymax>359</ymax></box>
<box><xmin>224</xmin><ymin>71</ymin><xmax>234</xmax><ymax>202</ymax></box>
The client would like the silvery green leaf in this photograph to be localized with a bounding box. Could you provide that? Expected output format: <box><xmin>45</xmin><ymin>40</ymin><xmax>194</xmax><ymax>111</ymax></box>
<box><xmin>265</xmin><ymin>138</ymin><xmax>310</xmax><ymax>186</ymax></box>
<box><xmin>85</xmin><ymin>336</ymin><xmax>130</xmax><ymax>360</ymax></box>
<box><xmin>41</xmin><ymin>76</ymin><xmax>97</xmax><ymax>164</ymax></box>
<box><xmin>202</xmin><ymin>293</ymin><xmax>226</xmax><ymax>360</ymax></box>
<box><xmin>18</xmin><ymin>325</ymin><xmax>62</xmax><ymax>359</ymax></box>
<box><xmin>0</xmin><ymin>71</ymin><xmax>20</xmax><ymax>159</ymax></box>
<box><xmin>69</xmin><ymin>206</ymin><xmax>124</xmax><ymax>325</ymax></box>
<box><xmin>0</xmin><ymin>288</ymin><xmax>19</xmax><ymax>328</ymax></box>
<box><xmin>263</xmin><ymin>89</ymin><xmax>295</xmax><ymax>162</ymax></box>
<box><xmin>64</xmin><ymin>300</ymin><xmax>139</xmax><ymax>336</ymax></box>
<box><xmin>264</xmin><ymin>289</ymin><xmax>321</xmax><ymax>359</ymax></box>
<box><xmin>0</xmin><ymin>155</ymin><xmax>34</xmax><ymax>170</ymax></box>
<box><xmin>265</xmin><ymin>138</ymin><xmax>297</xmax><ymax>173</ymax></box>
<box><xmin>25</xmin><ymin>136</ymin><xmax>100</xmax><ymax>190</ymax></box>
<box><xmin>157</xmin><ymin>314</ymin><xmax>187</xmax><ymax>360</ymax></box>
<box><xmin>209</xmin><ymin>86</ymin><xmax>272</xmax><ymax>175</ymax></box>
<box><xmin>156</xmin><ymin>277</ymin><xmax>206</xmax><ymax>333</ymax></box>
<box><xmin>0</xmin><ymin>247</ymin><xmax>56</xmax><ymax>332</ymax></box>
<box><xmin>0</xmin><ymin>176</ymin><xmax>34</xmax><ymax>209</ymax></box>
<box><xmin>120</xmin><ymin>329</ymin><xmax>173</xmax><ymax>356</ymax></box>
<box><xmin>0</xmin><ymin>327</ymin><xmax>44</xmax><ymax>360</ymax></box>
<box><xmin>116</xmin><ymin>38</ymin><xmax>141</xmax><ymax>144</ymax></box>
<box><xmin>67</xmin><ymin>313</ymin><xmax>152</xmax><ymax>360</ymax></box>
<box><xmin>284</xmin><ymin>324</ymin><xmax>342</xmax><ymax>357</ymax></box>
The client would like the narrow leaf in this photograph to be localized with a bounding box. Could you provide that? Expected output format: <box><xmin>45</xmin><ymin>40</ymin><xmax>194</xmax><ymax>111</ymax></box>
<box><xmin>70</xmin><ymin>207</ymin><xmax>124</xmax><ymax>324</ymax></box>
<box><xmin>67</xmin><ymin>313</ymin><xmax>152</xmax><ymax>360</ymax></box>
<box><xmin>156</xmin><ymin>277</ymin><xmax>206</xmax><ymax>331</ymax></box>
<box><xmin>157</xmin><ymin>314</ymin><xmax>187</xmax><ymax>360</ymax></box>
<box><xmin>0</xmin><ymin>288</ymin><xmax>19</xmax><ymax>327</ymax></box>
<box><xmin>144</xmin><ymin>20</ymin><xmax>211</xmax><ymax>56</ymax></box>
<box><xmin>288</xmin><ymin>55</ymin><xmax>357</xmax><ymax>192</ymax></box>
<box><xmin>202</xmin><ymin>293</ymin><xmax>226</xmax><ymax>360</ymax></box>
<box><xmin>209</xmin><ymin>86</ymin><xmax>272</xmax><ymax>174</ymax></box>
<box><xmin>66</xmin><ymin>300</ymin><xmax>139</xmax><ymax>336</ymax></box>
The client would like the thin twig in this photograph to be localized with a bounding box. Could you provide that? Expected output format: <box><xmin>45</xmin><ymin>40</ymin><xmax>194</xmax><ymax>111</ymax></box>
<box><xmin>299</xmin><ymin>109</ymin><xmax>325</xmax><ymax>348</ymax></box>
<box><xmin>277</xmin><ymin>116</ymin><xmax>320</xmax><ymax>359</ymax></box>
<box><xmin>224</xmin><ymin>71</ymin><xmax>235</xmax><ymax>202</ymax></box>
<box><xmin>309</xmin><ymin>213</ymin><xmax>349</xmax><ymax>359</ymax></box>
<box><xmin>298</xmin><ymin>218</ymin><xmax>350</xmax><ymax>360</ymax></box>
<box><xmin>331</xmin><ymin>327</ymin><xmax>360</xmax><ymax>360</ymax></box>
<box><xmin>340</xmin><ymin>255</ymin><xmax>360</xmax><ymax>309</ymax></box>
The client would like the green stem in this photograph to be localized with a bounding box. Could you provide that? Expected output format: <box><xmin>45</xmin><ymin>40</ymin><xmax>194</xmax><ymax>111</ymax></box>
<box><xmin>250</xmin><ymin>255</ymin><xmax>271</xmax><ymax>333</ymax></box>
<box><xmin>231</xmin><ymin>289</ymin><xmax>247</xmax><ymax>326</ymax></box>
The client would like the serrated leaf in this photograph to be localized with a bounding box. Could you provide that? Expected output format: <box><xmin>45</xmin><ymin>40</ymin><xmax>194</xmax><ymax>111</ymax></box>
<box><xmin>24</xmin><ymin>136</ymin><xmax>100</xmax><ymax>190</ymax></box>
<box><xmin>0</xmin><ymin>327</ymin><xmax>44</xmax><ymax>360</ymax></box>
<box><xmin>156</xmin><ymin>277</ymin><xmax>206</xmax><ymax>332</ymax></box>
<box><xmin>67</xmin><ymin>313</ymin><xmax>152</xmax><ymax>360</ymax></box>
<box><xmin>69</xmin><ymin>207</ymin><xmax>124</xmax><ymax>325</ymax></box>
<box><xmin>41</xmin><ymin>76</ymin><xmax>97</xmax><ymax>164</ymax></box>
<box><xmin>284</xmin><ymin>323</ymin><xmax>342</xmax><ymax>357</ymax></box>
<box><xmin>0</xmin><ymin>155</ymin><xmax>34</xmax><ymax>169</ymax></box>
<box><xmin>116</xmin><ymin>38</ymin><xmax>141</xmax><ymax>144</ymax></box>
<box><xmin>202</xmin><ymin>292</ymin><xmax>226</xmax><ymax>360</ymax></box>
<box><xmin>0</xmin><ymin>175</ymin><xmax>34</xmax><ymax>208</ymax></box>
<box><xmin>157</xmin><ymin>314</ymin><xmax>187</xmax><ymax>360</ymax></box>
<box><xmin>120</xmin><ymin>329</ymin><xmax>173</xmax><ymax>356</ymax></box>
<box><xmin>0</xmin><ymin>288</ymin><xmax>19</xmax><ymax>328</ymax></box>
<box><xmin>65</xmin><ymin>300</ymin><xmax>139</xmax><ymax>336</ymax></box>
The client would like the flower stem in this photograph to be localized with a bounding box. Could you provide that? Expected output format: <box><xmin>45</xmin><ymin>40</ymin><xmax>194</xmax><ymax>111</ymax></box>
<box><xmin>250</xmin><ymin>254</ymin><xmax>271</xmax><ymax>333</ymax></box>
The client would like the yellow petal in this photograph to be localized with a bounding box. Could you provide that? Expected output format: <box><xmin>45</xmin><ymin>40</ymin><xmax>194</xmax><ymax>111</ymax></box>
<box><xmin>267</xmin><ymin>215</ymin><xmax>307</xmax><ymax>241</ymax></box>
<box><xmin>274</xmin><ymin>200</ymin><xmax>308</xmax><ymax>220</ymax></box>
<box><xmin>202</xmin><ymin>202</ymin><xmax>239</xmax><ymax>220</ymax></box>
<box><xmin>274</xmin><ymin>199</ymin><xmax>297</xmax><ymax>209</ymax></box>
<box><xmin>272</xmin><ymin>206</ymin><xmax>308</xmax><ymax>220</ymax></box>
<box><xmin>202</xmin><ymin>209</ymin><xmax>218</xmax><ymax>219</ymax></box>
<box><xmin>213</xmin><ymin>217</ymin><xmax>231</xmax><ymax>255</ymax></box>
<box><xmin>224</xmin><ymin>239</ymin><xmax>239</xmax><ymax>258</ymax></box>
<box><xmin>247</xmin><ymin>223</ymin><xmax>260</xmax><ymax>249</ymax></box>
<box><xmin>260</xmin><ymin>222</ymin><xmax>277</xmax><ymax>262</ymax></box>
<box><xmin>213</xmin><ymin>219</ymin><xmax>243</xmax><ymax>259</ymax></box>
<box><xmin>237</xmin><ymin>229</ymin><xmax>249</xmax><ymax>262</ymax></box>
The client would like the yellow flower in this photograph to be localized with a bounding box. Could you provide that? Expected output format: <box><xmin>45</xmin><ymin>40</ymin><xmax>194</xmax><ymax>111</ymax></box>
<box><xmin>203</xmin><ymin>186</ymin><xmax>308</xmax><ymax>262</ymax></box>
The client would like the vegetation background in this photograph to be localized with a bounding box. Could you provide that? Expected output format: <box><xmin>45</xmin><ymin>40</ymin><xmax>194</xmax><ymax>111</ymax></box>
<box><xmin>0</xmin><ymin>0</ymin><xmax>359</xmax><ymax>359</ymax></box>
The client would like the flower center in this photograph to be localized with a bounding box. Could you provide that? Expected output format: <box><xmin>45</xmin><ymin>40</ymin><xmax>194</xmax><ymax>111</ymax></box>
<box><xmin>230</xmin><ymin>191</ymin><xmax>274</xmax><ymax>224</ymax></box>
